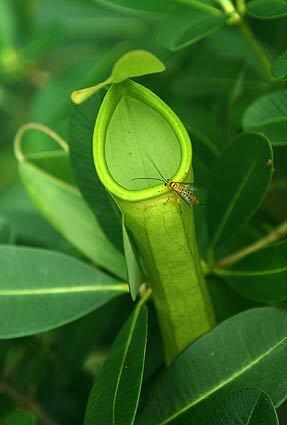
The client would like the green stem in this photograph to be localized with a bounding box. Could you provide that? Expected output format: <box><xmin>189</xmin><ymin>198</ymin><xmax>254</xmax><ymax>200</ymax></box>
<box><xmin>236</xmin><ymin>0</ymin><xmax>246</xmax><ymax>15</ymax></box>
<box><xmin>216</xmin><ymin>220</ymin><xmax>287</xmax><ymax>268</ymax></box>
<box><xmin>239</xmin><ymin>19</ymin><xmax>272</xmax><ymax>78</ymax></box>
<box><xmin>217</xmin><ymin>0</ymin><xmax>235</xmax><ymax>14</ymax></box>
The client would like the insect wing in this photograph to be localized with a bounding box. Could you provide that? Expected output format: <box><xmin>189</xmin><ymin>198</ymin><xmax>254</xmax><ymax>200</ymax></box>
<box><xmin>172</xmin><ymin>186</ymin><xmax>194</xmax><ymax>207</ymax></box>
<box><xmin>173</xmin><ymin>182</ymin><xmax>198</xmax><ymax>193</ymax></box>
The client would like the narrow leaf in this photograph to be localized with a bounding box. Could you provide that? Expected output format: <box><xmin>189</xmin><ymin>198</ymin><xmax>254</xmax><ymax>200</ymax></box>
<box><xmin>207</xmin><ymin>132</ymin><xmax>273</xmax><ymax>253</ymax></box>
<box><xmin>207</xmin><ymin>388</ymin><xmax>279</xmax><ymax>425</ymax></box>
<box><xmin>243</xmin><ymin>90</ymin><xmax>287</xmax><ymax>146</ymax></box>
<box><xmin>84</xmin><ymin>303</ymin><xmax>148</xmax><ymax>425</ymax></box>
<box><xmin>215</xmin><ymin>240</ymin><xmax>287</xmax><ymax>302</ymax></box>
<box><xmin>272</xmin><ymin>50</ymin><xmax>287</xmax><ymax>80</ymax></box>
<box><xmin>0</xmin><ymin>245</ymin><xmax>128</xmax><ymax>338</ymax></box>
<box><xmin>140</xmin><ymin>307</ymin><xmax>287</xmax><ymax>424</ymax></box>
<box><xmin>71</xmin><ymin>50</ymin><xmax>165</xmax><ymax>104</ymax></box>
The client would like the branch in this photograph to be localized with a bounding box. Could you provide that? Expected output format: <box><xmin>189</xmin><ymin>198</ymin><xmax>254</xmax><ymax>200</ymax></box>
<box><xmin>217</xmin><ymin>220</ymin><xmax>287</xmax><ymax>268</ymax></box>
<box><xmin>0</xmin><ymin>381</ymin><xmax>62</xmax><ymax>425</ymax></box>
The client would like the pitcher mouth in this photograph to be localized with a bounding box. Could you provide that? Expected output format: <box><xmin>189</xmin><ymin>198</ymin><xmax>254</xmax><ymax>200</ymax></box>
<box><xmin>93</xmin><ymin>80</ymin><xmax>192</xmax><ymax>202</ymax></box>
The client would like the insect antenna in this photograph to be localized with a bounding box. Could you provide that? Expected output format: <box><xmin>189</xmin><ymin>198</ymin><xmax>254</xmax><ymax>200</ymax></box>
<box><xmin>147</xmin><ymin>155</ymin><xmax>168</xmax><ymax>182</ymax></box>
<box><xmin>131</xmin><ymin>177</ymin><xmax>164</xmax><ymax>183</ymax></box>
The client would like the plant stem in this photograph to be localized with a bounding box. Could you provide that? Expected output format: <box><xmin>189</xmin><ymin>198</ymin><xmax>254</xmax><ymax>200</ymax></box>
<box><xmin>236</xmin><ymin>0</ymin><xmax>246</xmax><ymax>15</ymax></box>
<box><xmin>217</xmin><ymin>0</ymin><xmax>235</xmax><ymax>14</ymax></box>
<box><xmin>238</xmin><ymin>19</ymin><xmax>272</xmax><ymax>78</ymax></box>
<box><xmin>0</xmin><ymin>380</ymin><xmax>62</xmax><ymax>425</ymax></box>
<box><xmin>216</xmin><ymin>220</ymin><xmax>287</xmax><ymax>268</ymax></box>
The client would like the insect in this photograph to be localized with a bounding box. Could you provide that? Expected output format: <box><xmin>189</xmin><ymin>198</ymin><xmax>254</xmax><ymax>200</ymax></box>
<box><xmin>131</xmin><ymin>160</ymin><xmax>202</xmax><ymax>207</ymax></box>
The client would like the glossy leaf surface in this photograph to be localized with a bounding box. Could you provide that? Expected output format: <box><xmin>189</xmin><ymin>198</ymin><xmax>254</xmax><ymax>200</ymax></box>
<box><xmin>140</xmin><ymin>307</ymin><xmax>287</xmax><ymax>424</ymax></box>
<box><xmin>0</xmin><ymin>245</ymin><xmax>128</xmax><ymax>338</ymax></box>
<box><xmin>84</xmin><ymin>303</ymin><xmax>148</xmax><ymax>425</ymax></box>
<box><xmin>207</xmin><ymin>388</ymin><xmax>279</xmax><ymax>425</ymax></box>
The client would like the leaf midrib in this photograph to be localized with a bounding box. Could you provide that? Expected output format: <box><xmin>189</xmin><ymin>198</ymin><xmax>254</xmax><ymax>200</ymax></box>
<box><xmin>0</xmin><ymin>284</ymin><xmax>128</xmax><ymax>296</ymax></box>
<box><xmin>160</xmin><ymin>336</ymin><xmax>287</xmax><ymax>424</ymax></box>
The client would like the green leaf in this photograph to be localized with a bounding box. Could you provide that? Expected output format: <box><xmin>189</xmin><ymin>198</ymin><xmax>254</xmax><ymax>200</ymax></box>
<box><xmin>207</xmin><ymin>388</ymin><xmax>279</xmax><ymax>425</ymax></box>
<box><xmin>18</xmin><ymin>157</ymin><xmax>126</xmax><ymax>278</ymax></box>
<box><xmin>71</xmin><ymin>50</ymin><xmax>165</xmax><ymax>104</ymax></box>
<box><xmin>207</xmin><ymin>132</ymin><xmax>273</xmax><ymax>254</ymax></box>
<box><xmin>0</xmin><ymin>411</ymin><xmax>36</xmax><ymax>425</ymax></box>
<box><xmin>156</xmin><ymin>6</ymin><xmax>226</xmax><ymax>51</ymax></box>
<box><xmin>207</xmin><ymin>276</ymin><xmax>255</xmax><ymax>323</ymax></box>
<box><xmin>69</xmin><ymin>92</ymin><xmax>124</xmax><ymax>253</ymax></box>
<box><xmin>14</xmin><ymin>124</ymin><xmax>126</xmax><ymax>279</ymax></box>
<box><xmin>246</xmin><ymin>0</ymin><xmax>287</xmax><ymax>19</ymax></box>
<box><xmin>189</xmin><ymin>127</ymin><xmax>220</xmax><ymax>186</ymax></box>
<box><xmin>243</xmin><ymin>90</ymin><xmax>287</xmax><ymax>146</ymax></box>
<box><xmin>122</xmin><ymin>218</ymin><xmax>143</xmax><ymax>300</ymax></box>
<box><xmin>0</xmin><ymin>245</ymin><xmax>128</xmax><ymax>338</ymax></box>
<box><xmin>272</xmin><ymin>50</ymin><xmax>287</xmax><ymax>80</ymax></box>
<box><xmin>140</xmin><ymin>307</ymin><xmax>287</xmax><ymax>424</ymax></box>
<box><xmin>84</xmin><ymin>302</ymin><xmax>148</xmax><ymax>425</ymax></box>
<box><xmin>0</xmin><ymin>183</ymin><xmax>74</xmax><ymax>253</ymax></box>
<box><xmin>215</xmin><ymin>240</ymin><xmax>287</xmax><ymax>302</ymax></box>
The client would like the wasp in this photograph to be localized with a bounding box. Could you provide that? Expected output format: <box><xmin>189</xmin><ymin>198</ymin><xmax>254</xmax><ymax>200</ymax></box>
<box><xmin>132</xmin><ymin>159</ymin><xmax>202</xmax><ymax>207</ymax></box>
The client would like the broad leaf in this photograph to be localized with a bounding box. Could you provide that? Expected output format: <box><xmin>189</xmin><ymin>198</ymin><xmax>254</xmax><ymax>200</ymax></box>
<box><xmin>0</xmin><ymin>245</ymin><xmax>128</xmax><ymax>338</ymax></box>
<box><xmin>84</xmin><ymin>303</ymin><xmax>148</xmax><ymax>425</ymax></box>
<box><xmin>207</xmin><ymin>388</ymin><xmax>279</xmax><ymax>425</ymax></box>
<box><xmin>71</xmin><ymin>50</ymin><xmax>165</xmax><ymax>104</ymax></box>
<box><xmin>122</xmin><ymin>219</ymin><xmax>143</xmax><ymax>300</ymax></box>
<box><xmin>243</xmin><ymin>90</ymin><xmax>287</xmax><ymax>146</ymax></box>
<box><xmin>246</xmin><ymin>0</ymin><xmax>287</xmax><ymax>19</ymax></box>
<box><xmin>0</xmin><ymin>411</ymin><xmax>36</xmax><ymax>425</ymax></box>
<box><xmin>140</xmin><ymin>307</ymin><xmax>287</xmax><ymax>424</ymax></box>
<box><xmin>215</xmin><ymin>240</ymin><xmax>287</xmax><ymax>302</ymax></box>
<box><xmin>207</xmin><ymin>132</ymin><xmax>273</xmax><ymax>254</ymax></box>
<box><xmin>272</xmin><ymin>50</ymin><xmax>287</xmax><ymax>80</ymax></box>
<box><xmin>69</xmin><ymin>93</ymin><xmax>124</xmax><ymax>253</ymax></box>
<box><xmin>156</xmin><ymin>6</ymin><xmax>226</xmax><ymax>51</ymax></box>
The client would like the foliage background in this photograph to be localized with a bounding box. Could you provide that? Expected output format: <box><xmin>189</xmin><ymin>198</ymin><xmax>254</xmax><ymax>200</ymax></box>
<box><xmin>0</xmin><ymin>0</ymin><xmax>287</xmax><ymax>424</ymax></box>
